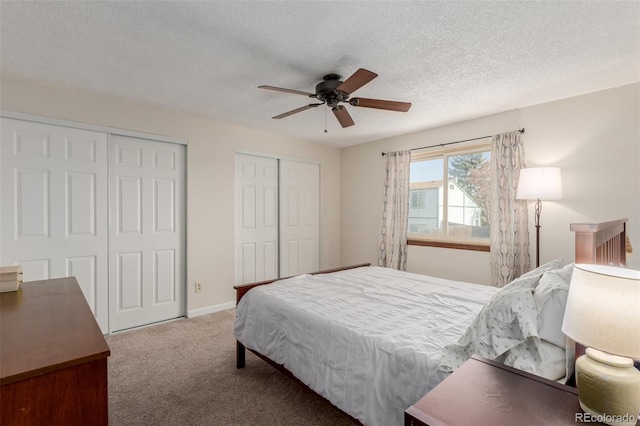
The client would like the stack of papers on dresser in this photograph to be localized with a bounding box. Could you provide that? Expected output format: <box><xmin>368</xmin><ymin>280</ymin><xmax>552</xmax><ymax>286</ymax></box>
<box><xmin>0</xmin><ymin>265</ymin><xmax>23</xmax><ymax>292</ymax></box>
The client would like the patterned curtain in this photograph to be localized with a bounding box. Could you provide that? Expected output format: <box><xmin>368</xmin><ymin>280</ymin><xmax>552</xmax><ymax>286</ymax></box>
<box><xmin>378</xmin><ymin>150</ymin><xmax>411</xmax><ymax>270</ymax></box>
<box><xmin>490</xmin><ymin>132</ymin><xmax>530</xmax><ymax>287</ymax></box>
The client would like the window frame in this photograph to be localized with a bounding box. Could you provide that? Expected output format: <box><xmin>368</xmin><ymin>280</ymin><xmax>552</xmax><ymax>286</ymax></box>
<box><xmin>407</xmin><ymin>143</ymin><xmax>492</xmax><ymax>252</ymax></box>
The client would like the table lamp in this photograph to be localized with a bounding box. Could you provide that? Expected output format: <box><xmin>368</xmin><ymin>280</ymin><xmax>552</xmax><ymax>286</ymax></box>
<box><xmin>516</xmin><ymin>167</ymin><xmax>563</xmax><ymax>267</ymax></box>
<box><xmin>562</xmin><ymin>264</ymin><xmax>640</xmax><ymax>426</ymax></box>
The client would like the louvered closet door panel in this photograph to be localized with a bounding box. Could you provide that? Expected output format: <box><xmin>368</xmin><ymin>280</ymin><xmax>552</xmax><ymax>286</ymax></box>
<box><xmin>109</xmin><ymin>135</ymin><xmax>185</xmax><ymax>332</ymax></box>
<box><xmin>0</xmin><ymin>117</ymin><xmax>109</xmax><ymax>333</ymax></box>
<box><xmin>279</xmin><ymin>160</ymin><xmax>319</xmax><ymax>277</ymax></box>
<box><xmin>234</xmin><ymin>154</ymin><xmax>279</xmax><ymax>284</ymax></box>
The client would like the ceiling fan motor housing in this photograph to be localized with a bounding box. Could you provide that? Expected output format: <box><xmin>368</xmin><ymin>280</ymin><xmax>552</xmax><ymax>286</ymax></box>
<box><xmin>315</xmin><ymin>75</ymin><xmax>348</xmax><ymax>107</ymax></box>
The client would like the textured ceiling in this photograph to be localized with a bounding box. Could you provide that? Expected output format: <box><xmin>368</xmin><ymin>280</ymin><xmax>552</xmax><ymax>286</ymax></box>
<box><xmin>1</xmin><ymin>1</ymin><xmax>639</xmax><ymax>148</ymax></box>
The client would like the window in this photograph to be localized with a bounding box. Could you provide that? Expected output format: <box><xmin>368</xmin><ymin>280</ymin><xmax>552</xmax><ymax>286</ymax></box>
<box><xmin>410</xmin><ymin>192</ymin><xmax>425</xmax><ymax>208</ymax></box>
<box><xmin>408</xmin><ymin>145</ymin><xmax>491</xmax><ymax>250</ymax></box>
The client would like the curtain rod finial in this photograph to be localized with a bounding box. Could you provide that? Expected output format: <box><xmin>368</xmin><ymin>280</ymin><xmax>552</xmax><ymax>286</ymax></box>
<box><xmin>519</xmin><ymin>128</ymin><xmax>525</xmax><ymax>134</ymax></box>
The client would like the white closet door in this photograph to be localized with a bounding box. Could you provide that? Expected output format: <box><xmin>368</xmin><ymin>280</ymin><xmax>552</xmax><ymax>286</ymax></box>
<box><xmin>279</xmin><ymin>160</ymin><xmax>320</xmax><ymax>276</ymax></box>
<box><xmin>0</xmin><ymin>118</ymin><xmax>109</xmax><ymax>332</ymax></box>
<box><xmin>109</xmin><ymin>134</ymin><xmax>185</xmax><ymax>332</ymax></box>
<box><xmin>234</xmin><ymin>154</ymin><xmax>279</xmax><ymax>284</ymax></box>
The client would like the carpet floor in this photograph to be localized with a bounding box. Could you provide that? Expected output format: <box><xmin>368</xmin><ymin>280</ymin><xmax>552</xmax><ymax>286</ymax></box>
<box><xmin>106</xmin><ymin>309</ymin><xmax>354</xmax><ymax>426</ymax></box>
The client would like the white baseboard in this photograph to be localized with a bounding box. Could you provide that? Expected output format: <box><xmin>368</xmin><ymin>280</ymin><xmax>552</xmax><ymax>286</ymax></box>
<box><xmin>187</xmin><ymin>301</ymin><xmax>236</xmax><ymax>318</ymax></box>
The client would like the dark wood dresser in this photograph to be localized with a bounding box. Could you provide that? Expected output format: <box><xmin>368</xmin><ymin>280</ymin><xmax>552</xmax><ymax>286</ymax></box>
<box><xmin>1</xmin><ymin>277</ymin><xmax>110</xmax><ymax>425</ymax></box>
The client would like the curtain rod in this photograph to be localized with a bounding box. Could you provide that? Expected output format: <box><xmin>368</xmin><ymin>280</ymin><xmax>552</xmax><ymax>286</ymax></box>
<box><xmin>381</xmin><ymin>128</ymin><xmax>525</xmax><ymax>156</ymax></box>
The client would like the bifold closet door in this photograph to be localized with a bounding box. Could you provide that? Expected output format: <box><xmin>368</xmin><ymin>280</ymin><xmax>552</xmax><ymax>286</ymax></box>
<box><xmin>0</xmin><ymin>118</ymin><xmax>109</xmax><ymax>333</ymax></box>
<box><xmin>279</xmin><ymin>160</ymin><xmax>320</xmax><ymax>276</ymax></box>
<box><xmin>234</xmin><ymin>154</ymin><xmax>319</xmax><ymax>285</ymax></box>
<box><xmin>109</xmin><ymin>135</ymin><xmax>186</xmax><ymax>332</ymax></box>
<box><xmin>234</xmin><ymin>154</ymin><xmax>279</xmax><ymax>285</ymax></box>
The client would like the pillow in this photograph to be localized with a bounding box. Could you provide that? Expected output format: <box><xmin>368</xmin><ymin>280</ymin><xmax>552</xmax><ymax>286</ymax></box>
<box><xmin>563</xmin><ymin>336</ymin><xmax>575</xmax><ymax>384</ymax></box>
<box><xmin>505</xmin><ymin>273</ymin><xmax>545</xmax><ymax>291</ymax></box>
<box><xmin>505</xmin><ymin>340</ymin><xmax>566</xmax><ymax>381</ymax></box>
<box><xmin>519</xmin><ymin>258</ymin><xmax>564</xmax><ymax>280</ymax></box>
<box><xmin>534</xmin><ymin>263</ymin><xmax>574</xmax><ymax>348</ymax></box>
<box><xmin>439</xmin><ymin>274</ymin><xmax>540</xmax><ymax>373</ymax></box>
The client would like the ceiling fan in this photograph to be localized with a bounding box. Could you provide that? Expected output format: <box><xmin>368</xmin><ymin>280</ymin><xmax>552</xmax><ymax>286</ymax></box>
<box><xmin>258</xmin><ymin>68</ymin><xmax>411</xmax><ymax>128</ymax></box>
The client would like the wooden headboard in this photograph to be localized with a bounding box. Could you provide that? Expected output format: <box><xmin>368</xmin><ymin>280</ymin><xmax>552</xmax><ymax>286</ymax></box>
<box><xmin>569</xmin><ymin>218</ymin><xmax>628</xmax><ymax>372</ymax></box>
<box><xmin>571</xmin><ymin>218</ymin><xmax>627</xmax><ymax>267</ymax></box>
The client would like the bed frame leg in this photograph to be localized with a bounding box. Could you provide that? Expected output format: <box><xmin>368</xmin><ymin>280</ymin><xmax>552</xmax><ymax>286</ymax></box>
<box><xmin>236</xmin><ymin>341</ymin><xmax>246</xmax><ymax>369</ymax></box>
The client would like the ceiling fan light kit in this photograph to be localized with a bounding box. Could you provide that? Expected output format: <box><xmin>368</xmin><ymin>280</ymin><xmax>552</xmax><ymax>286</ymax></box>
<box><xmin>259</xmin><ymin>68</ymin><xmax>412</xmax><ymax>129</ymax></box>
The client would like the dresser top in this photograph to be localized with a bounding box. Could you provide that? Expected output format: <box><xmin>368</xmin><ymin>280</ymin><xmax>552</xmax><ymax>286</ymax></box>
<box><xmin>0</xmin><ymin>277</ymin><xmax>110</xmax><ymax>385</ymax></box>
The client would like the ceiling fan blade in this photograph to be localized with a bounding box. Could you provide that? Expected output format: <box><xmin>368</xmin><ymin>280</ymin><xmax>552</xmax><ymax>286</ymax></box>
<box><xmin>272</xmin><ymin>103</ymin><xmax>322</xmax><ymax>119</ymax></box>
<box><xmin>332</xmin><ymin>105</ymin><xmax>355</xmax><ymax>128</ymax></box>
<box><xmin>335</xmin><ymin>68</ymin><xmax>378</xmax><ymax>95</ymax></box>
<box><xmin>258</xmin><ymin>85</ymin><xmax>315</xmax><ymax>97</ymax></box>
<box><xmin>349</xmin><ymin>97</ymin><xmax>411</xmax><ymax>112</ymax></box>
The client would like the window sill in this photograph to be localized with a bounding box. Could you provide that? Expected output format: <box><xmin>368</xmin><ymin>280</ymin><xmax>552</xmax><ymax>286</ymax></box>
<box><xmin>407</xmin><ymin>239</ymin><xmax>490</xmax><ymax>252</ymax></box>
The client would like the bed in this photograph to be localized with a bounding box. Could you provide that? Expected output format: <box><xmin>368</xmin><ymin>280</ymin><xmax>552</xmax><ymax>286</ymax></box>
<box><xmin>233</xmin><ymin>218</ymin><xmax>628</xmax><ymax>426</ymax></box>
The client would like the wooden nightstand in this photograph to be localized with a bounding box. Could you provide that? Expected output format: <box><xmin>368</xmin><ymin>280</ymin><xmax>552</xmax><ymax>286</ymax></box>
<box><xmin>405</xmin><ymin>355</ymin><xmax>618</xmax><ymax>426</ymax></box>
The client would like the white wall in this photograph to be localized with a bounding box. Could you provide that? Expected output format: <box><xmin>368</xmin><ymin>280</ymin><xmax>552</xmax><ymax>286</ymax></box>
<box><xmin>0</xmin><ymin>76</ymin><xmax>342</xmax><ymax>314</ymax></box>
<box><xmin>341</xmin><ymin>83</ymin><xmax>640</xmax><ymax>284</ymax></box>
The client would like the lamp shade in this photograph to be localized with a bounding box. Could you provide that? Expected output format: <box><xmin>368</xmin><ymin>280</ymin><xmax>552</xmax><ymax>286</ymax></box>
<box><xmin>516</xmin><ymin>167</ymin><xmax>563</xmax><ymax>200</ymax></box>
<box><xmin>562</xmin><ymin>264</ymin><xmax>640</xmax><ymax>359</ymax></box>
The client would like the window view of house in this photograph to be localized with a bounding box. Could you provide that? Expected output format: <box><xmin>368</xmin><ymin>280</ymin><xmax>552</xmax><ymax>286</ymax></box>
<box><xmin>409</xmin><ymin>148</ymin><xmax>491</xmax><ymax>242</ymax></box>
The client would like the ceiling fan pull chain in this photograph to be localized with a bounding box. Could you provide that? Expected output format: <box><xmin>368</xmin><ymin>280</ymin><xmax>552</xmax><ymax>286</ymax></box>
<box><xmin>324</xmin><ymin>106</ymin><xmax>328</xmax><ymax>133</ymax></box>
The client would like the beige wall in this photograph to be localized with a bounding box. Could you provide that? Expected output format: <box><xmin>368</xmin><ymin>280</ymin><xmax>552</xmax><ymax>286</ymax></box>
<box><xmin>341</xmin><ymin>83</ymin><xmax>640</xmax><ymax>284</ymax></box>
<box><xmin>2</xmin><ymin>76</ymin><xmax>638</xmax><ymax>308</ymax></box>
<box><xmin>0</xmin><ymin>76</ymin><xmax>342</xmax><ymax>313</ymax></box>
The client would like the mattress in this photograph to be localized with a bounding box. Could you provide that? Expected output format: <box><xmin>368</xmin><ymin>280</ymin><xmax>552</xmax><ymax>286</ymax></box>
<box><xmin>233</xmin><ymin>266</ymin><xmax>498</xmax><ymax>426</ymax></box>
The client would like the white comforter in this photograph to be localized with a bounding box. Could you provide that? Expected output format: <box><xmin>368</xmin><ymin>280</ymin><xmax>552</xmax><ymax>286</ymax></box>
<box><xmin>233</xmin><ymin>266</ymin><xmax>497</xmax><ymax>426</ymax></box>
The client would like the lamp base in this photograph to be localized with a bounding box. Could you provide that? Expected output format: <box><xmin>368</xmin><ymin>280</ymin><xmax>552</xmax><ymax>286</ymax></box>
<box><xmin>575</xmin><ymin>348</ymin><xmax>640</xmax><ymax>426</ymax></box>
